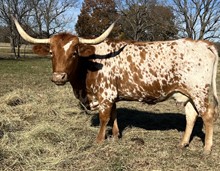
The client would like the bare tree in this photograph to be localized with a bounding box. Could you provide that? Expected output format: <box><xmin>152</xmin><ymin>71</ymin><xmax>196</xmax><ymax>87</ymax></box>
<box><xmin>0</xmin><ymin>0</ymin><xmax>78</xmax><ymax>58</ymax></box>
<box><xmin>0</xmin><ymin>26</ymin><xmax>10</xmax><ymax>42</ymax></box>
<box><xmin>171</xmin><ymin>0</ymin><xmax>220</xmax><ymax>40</ymax></box>
<box><xmin>116</xmin><ymin>0</ymin><xmax>155</xmax><ymax>41</ymax></box>
<box><xmin>115</xmin><ymin>0</ymin><xmax>177</xmax><ymax>41</ymax></box>
<box><xmin>0</xmin><ymin>0</ymin><xmax>31</xmax><ymax>58</ymax></box>
<box><xmin>28</xmin><ymin>0</ymin><xmax>78</xmax><ymax>38</ymax></box>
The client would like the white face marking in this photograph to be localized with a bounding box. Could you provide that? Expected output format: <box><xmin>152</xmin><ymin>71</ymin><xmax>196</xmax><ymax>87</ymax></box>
<box><xmin>63</xmin><ymin>40</ymin><xmax>73</xmax><ymax>53</ymax></box>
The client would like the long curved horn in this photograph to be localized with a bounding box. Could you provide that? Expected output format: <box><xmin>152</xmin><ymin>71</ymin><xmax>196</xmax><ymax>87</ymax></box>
<box><xmin>12</xmin><ymin>17</ymin><xmax>50</xmax><ymax>44</ymax></box>
<box><xmin>78</xmin><ymin>22</ymin><xmax>115</xmax><ymax>44</ymax></box>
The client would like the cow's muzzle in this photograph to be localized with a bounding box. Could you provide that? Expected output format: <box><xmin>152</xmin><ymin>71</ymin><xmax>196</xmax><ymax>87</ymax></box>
<box><xmin>51</xmin><ymin>72</ymin><xmax>68</xmax><ymax>86</ymax></box>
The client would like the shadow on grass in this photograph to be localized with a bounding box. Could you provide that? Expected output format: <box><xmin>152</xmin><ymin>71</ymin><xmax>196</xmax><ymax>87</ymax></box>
<box><xmin>91</xmin><ymin>108</ymin><xmax>205</xmax><ymax>145</ymax></box>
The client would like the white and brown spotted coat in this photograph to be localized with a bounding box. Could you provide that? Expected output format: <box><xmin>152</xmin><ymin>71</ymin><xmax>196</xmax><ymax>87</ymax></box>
<box><xmin>83</xmin><ymin>39</ymin><xmax>218</xmax><ymax>115</ymax></box>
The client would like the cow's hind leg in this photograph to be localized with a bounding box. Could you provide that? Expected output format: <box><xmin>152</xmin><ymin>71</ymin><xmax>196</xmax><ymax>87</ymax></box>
<box><xmin>201</xmin><ymin>104</ymin><xmax>215</xmax><ymax>154</ymax></box>
<box><xmin>193</xmin><ymin>97</ymin><xmax>217</xmax><ymax>154</ymax></box>
<box><xmin>179</xmin><ymin>101</ymin><xmax>198</xmax><ymax>148</ymax></box>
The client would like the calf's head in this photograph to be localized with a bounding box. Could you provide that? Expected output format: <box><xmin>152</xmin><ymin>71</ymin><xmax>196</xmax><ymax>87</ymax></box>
<box><xmin>13</xmin><ymin>17</ymin><xmax>115</xmax><ymax>85</ymax></box>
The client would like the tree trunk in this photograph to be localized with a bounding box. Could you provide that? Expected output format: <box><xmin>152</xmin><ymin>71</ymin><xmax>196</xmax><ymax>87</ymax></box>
<box><xmin>17</xmin><ymin>36</ymin><xmax>21</xmax><ymax>58</ymax></box>
<box><xmin>9</xmin><ymin>36</ymin><xmax>18</xmax><ymax>59</ymax></box>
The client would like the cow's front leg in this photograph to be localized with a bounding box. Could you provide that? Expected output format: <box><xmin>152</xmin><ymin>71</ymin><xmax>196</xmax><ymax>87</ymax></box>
<box><xmin>96</xmin><ymin>101</ymin><xmax>113</xmax><ymax>143</ymax></box>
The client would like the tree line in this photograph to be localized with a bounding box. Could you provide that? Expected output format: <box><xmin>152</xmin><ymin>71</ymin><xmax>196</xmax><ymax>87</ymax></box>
<box><xmin>0</xmin><ymin>0</ymin><xmax>220</xmax><ymax>58</ymax></box>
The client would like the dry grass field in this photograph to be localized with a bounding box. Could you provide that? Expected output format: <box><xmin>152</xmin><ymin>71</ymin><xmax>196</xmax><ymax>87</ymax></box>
<box><xmin>0</xmin><ymin>56</ymin><xmax>220</xmax><ymax>171</ymax></box>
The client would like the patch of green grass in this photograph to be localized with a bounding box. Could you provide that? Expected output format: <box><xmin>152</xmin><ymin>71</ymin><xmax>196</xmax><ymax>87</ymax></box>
<box><xmin>0</xmin><ymin>58</ymin><xmax>52</xmax><ymax>96</ymax></box>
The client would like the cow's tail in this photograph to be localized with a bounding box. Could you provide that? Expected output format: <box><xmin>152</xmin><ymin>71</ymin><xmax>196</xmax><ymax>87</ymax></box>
<box><xmin>210</xmin><ymin>46</ymin><xmax>219</xmax><ymax>121</ymax></box>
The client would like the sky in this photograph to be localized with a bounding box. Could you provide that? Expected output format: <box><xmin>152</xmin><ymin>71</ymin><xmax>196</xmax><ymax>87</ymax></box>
<box><xmin>65</xmin><ymin>0</ymin><xmax>83</xmax><ymax>34</ymax></box>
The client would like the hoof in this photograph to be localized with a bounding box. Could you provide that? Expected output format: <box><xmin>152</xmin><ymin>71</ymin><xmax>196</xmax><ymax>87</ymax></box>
<box><xmin>203</xmin><ymin>150</ymin><xmax>211</xmax><ymax>155</ymax></box>
<box><xmin>203</xmin><ymin>148</ymin><xmax>211</xmax><ymax>155</ymax></box>
<box><xmin>106</xmin><ymin>135</ymin><xmax>118</xmax><ymax>142</ymax></box>
<box><xmin>177</xmin><ymin>142</ymin><xmax>189</xmax><ymax>149</ymax></box>
<box><xmin>96</xmin><ymin>137</ymin><xmax>104</xmax><ymax>144</ymax></box>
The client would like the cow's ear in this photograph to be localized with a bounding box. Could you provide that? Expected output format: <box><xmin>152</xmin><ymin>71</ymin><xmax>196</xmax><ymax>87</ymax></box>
<box><xmin>32</xmin><ymin>44</ymin><xmax>50</xmax><ymax>56</ymax></box>
<box><xmin>78</xmin><ymin>44</ymin><xmax>95</xmax><ymax>57</ymax></box>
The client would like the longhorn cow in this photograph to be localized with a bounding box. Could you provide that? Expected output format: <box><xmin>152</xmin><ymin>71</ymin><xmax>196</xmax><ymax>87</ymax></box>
<box><xmin>13</xmin><ymin>17</ymin><xmax>218</xmax><ymax>154</ymax></box>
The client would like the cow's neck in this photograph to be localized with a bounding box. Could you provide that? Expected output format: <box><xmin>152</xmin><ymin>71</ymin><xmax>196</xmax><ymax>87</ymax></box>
<box><xmin>69</xmin><ymin>58</ymin><xmax>91</xmax><ymax>108</ymax></box>
<box><xmin>69</xmin><ymin>57</ymin><xmax>88</xmax><ymax>90</ymax></box>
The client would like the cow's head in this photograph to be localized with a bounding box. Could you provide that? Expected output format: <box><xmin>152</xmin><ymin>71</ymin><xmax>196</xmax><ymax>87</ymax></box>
<box><xmin>13</xmin><ymin>17</ymin><xmax>115</xmax><ymax>85</ymax></box>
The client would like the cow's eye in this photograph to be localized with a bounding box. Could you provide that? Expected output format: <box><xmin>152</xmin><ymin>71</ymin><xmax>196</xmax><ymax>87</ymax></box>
<box><xmin>72</xmin><ymin>51</ymin><xmax>77</xmax><ymax>57</ymax></box>
<box><xmin>49</xmin><ymin>50</ymin><xmax>53</xmax><ymax>56</ymax></box>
